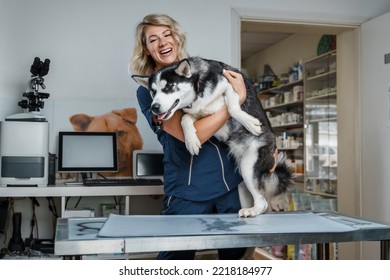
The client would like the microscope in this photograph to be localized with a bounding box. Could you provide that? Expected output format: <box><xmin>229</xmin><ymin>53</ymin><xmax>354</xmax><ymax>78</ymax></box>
<box><xmin>7</xmin><ymin>57</ymin><xmax>51</xmax><ymax>121</ymax></box>
<box><xmin>0</xmin><ymin>57</ymin><xmax>51</xmax><ymax>187</ymax></box>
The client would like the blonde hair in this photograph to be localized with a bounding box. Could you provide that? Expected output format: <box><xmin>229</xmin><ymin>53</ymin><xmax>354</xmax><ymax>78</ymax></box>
<box><xmin>129</xmin><ymin>14</ymin><xmax>189</xmax><ymax>76</ymax></box>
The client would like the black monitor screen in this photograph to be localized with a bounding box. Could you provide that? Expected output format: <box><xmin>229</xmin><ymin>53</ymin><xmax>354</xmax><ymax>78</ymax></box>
<box><xmin>133</xmin><ymin>150</ymin><xmax>164</xmax><ymax>180</ymax></box>
<box><xmin>57</xmin><ymin>131</ymin><xmax>118</xmax><ymax>173</ymax></box>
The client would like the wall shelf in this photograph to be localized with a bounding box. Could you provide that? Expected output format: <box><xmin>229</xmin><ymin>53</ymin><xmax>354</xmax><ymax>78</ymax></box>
<box><xmin>257</xmin><ymin>79</ymin><xmax>303</xmax><ymax>97</ymax></box>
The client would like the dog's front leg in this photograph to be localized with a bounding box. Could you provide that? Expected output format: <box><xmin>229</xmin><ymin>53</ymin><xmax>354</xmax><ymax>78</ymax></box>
<box><xmin>224</xmin><ymin>85</ymin><xmax>262</xmax><ymax>136</ymax></box>
<box><xmin>181</xmin><ymin>114</ymin><xmax>202</xmax><ymax>155</ymax></box>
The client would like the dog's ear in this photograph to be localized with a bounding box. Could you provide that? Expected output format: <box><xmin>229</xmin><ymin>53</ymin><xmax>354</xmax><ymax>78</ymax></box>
<box><xmin>131</xmin><ymin>75</ymin><xmax>149</xmax><ymax>88</ymax></box>
<box><xmin>175</xmin><ymin>59</ymin><xmax>192</xmax><ymax>78</ymax></box>
<box><xmin>112</xmin><ymin>108</ymin><xmax>137</xmax><ymax>124</ymax></box>
<box><xmin>69</xmin><ymin>114</ymin><xmax>93</xmax><ymax>131</ymax></box>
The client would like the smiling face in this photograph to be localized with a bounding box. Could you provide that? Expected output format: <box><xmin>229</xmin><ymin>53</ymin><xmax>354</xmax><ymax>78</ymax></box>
<box><xmin>143</xmin><ymin>25</ymin><xmax>179</xmax><ymax>70</ymax></box>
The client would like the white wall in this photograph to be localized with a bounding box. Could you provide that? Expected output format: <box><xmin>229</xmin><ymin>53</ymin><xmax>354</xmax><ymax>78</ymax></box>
<box><xmin>242</xmin><ymin>33</ymin><xmax>321</xmax><ymax>80</ymax></box>
<box><xmin>2</xmin><ymin>0</ymin><xmax>390</xmax><ymax>104</ymax></box>
<box><xmin>0</xmin><ymin>0</ymin><xmax>235</xmax><ymax>99</ymax></box>
<box><xmin>0</xmin><ymin>0</ymin><xmax>237</xmax><ymax>154</ymax></box>
<box><xmin>361</xmin><ymin>11</ymin><xmax>390</xmax><ymax>259</ymax></box>
<box><xmin>2</xmin><ymin>0</ymin><xmax>390</xmax><ymax>256</ymax></box>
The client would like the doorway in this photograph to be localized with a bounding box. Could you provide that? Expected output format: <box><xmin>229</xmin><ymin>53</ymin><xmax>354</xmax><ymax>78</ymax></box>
<box><xmin>238</xmin><ymin>18</ymin><xmax>360</xmax><ymax>260</ymax></box>
<box><xmin>240</xmin><ymin>19</ymin><xmax>355</xmax><ymax>75</ymax></box>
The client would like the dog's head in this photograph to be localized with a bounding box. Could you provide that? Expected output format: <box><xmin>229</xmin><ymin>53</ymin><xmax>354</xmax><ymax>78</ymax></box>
<box><xmin>69</xmin><ymin>108</ymin><xmax>143</xmax><ymax>177</ymax></box>
<box><xmin>132</xmin><ymin>59</ymin><xmax>198</xmax><ymax>121</ymax></box>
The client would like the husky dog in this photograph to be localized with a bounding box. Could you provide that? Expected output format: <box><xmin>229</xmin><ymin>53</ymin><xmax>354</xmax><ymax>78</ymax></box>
<box><xmin>132</xmin><ymin>57</ymin><xmax>293</xmax><ymax>217</ymax></box>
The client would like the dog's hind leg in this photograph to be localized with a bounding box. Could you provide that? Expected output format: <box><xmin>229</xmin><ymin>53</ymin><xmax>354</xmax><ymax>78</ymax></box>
<box><xmin>223</xmin><ymin>85</ymin><xmax>262</xmax><ymax>136</ymax></box>
<box><xmin>238</xmin><ymin>178</ymin><xmax>268</xmax><ymax>217</ymax></box>
<box><xmin>236</xmin><ymin>143</ymin><xmax>268</xmax><ymax>217</ymax></box>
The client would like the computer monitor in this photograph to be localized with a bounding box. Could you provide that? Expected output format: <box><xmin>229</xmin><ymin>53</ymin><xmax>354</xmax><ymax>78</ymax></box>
<box><xmin>132</xmin><ymin>150</ymin><xmax>164</xmax><ymax>180</ymax></box>
<box><xmin>57</xmin><ymin>131</ymin><xmax>118</xmax><ymax>175</ymax></box>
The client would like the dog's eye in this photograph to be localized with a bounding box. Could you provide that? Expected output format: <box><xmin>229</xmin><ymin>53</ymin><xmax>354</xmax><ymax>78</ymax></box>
<box><xmin>150</xmin><ymin>89</ymin><xmax>156</xmax><ymax>97</ymax></box>
<box><xmin>117</xmin><ymin>131</ymin><xmax>125</xmax><ymax>138</ymax></box>
<box><xmin>163</xmin><ymin>83</ymin><xmax>175</xmax><ymax>93</ymax></box>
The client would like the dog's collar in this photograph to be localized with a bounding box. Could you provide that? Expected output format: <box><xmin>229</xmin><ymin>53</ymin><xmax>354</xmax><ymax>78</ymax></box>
<box><xmin>156</xmin><ymin>120</ymin><xmax>163</xmax><ymax>133</ymax></box>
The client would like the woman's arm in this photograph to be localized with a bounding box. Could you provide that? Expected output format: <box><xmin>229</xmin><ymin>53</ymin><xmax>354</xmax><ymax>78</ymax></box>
<box><xmin>161</xmin><ymin>69</ymin><xmax>247</xmax><ymax>143</ymax></box>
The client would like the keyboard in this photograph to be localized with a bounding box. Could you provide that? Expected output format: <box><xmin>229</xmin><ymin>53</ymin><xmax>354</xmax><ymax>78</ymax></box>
<box><xmin>83</xmin><ymin>178</ymin><xmax>163</xmax><ymax>186</ymax></box>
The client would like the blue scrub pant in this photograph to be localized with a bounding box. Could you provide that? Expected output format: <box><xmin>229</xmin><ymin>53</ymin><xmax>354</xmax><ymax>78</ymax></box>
<box><xmin>157</xmin><ymin>187</ymin><xmax>247</xmax><ymax>260</ymax></box>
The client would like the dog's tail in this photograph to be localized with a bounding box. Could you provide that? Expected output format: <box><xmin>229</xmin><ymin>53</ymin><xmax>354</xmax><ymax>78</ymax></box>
<box><xmin>263</xmin><ymin>152</ymin><xmax>294</xmax><ymax>197</ymax></box>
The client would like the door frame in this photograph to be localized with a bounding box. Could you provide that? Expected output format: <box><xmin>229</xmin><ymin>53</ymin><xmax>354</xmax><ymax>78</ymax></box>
<box><xmin>231</xmin><ymin>9</ymin><xmax>362</xmax><ymax>260</ymax></box>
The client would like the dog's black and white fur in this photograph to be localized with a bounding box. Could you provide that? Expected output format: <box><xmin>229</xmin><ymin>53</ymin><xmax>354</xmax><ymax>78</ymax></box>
<box><xmin>132</xmin><ymin>57</ymin><xmax>293</xmax><ymax>217</ymax></box>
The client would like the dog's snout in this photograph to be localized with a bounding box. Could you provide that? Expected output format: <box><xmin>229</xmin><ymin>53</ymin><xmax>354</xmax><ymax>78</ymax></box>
<box><xmin>151</xmin><ymin>103</ymin><xmax>160</xmax><ymax>115</ymax></box>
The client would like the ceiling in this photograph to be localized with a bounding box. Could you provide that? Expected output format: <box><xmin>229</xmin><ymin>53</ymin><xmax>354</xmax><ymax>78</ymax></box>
<box><xmin>241</xmin><ymin>30</ymin><xmax>291</xmax><ymax>61</ymax></box>
<box><xmin>240</xmin><ymin>21</ymin><xmax>354</xmax><ymax>61</ymax></box>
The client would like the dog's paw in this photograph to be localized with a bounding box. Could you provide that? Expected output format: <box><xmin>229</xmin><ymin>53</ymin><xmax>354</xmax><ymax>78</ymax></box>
<box><xmin>244</xmin><ymin>117</ymin><xmax>262</xmax><ymax>136</ymax></box>
<box><xmin>238</xmin><ymin>201</ymin><xmax>268</xmax><ymax>218</ymax></box>
<box><xmin>185</xmin><ymin>137</ymin><xmax>202</xmax><ymax>155</ymax></box>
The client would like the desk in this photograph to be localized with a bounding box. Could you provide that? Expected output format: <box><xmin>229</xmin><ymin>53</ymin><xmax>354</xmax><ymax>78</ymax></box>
<box><xmin>55</xmin><ymin>211</ymin><xmax>390</xmax><ymax>259</ymax></box>
<box><xmin>0</xmin><ymin>182</ymin><xmax>164</xmax><ymax>216</ymax></box>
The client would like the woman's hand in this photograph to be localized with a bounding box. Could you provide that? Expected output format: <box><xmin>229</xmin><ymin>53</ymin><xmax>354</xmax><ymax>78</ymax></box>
<box><xmin>270</xmin><ymin>149</ymin><xmax>278</xmax><ymax>173</ymax></box>
<box><xmin>223</xmin><ymin>69</ymin><xmax>247</xmax><ymax>105</ymax></box>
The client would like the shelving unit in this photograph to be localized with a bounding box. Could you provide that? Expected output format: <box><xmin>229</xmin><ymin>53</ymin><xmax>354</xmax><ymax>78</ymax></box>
<box><xmin>251</xmin><ymin>51</ymin><xmax>338</xmax><ymax>260</ymax></box>
<box><xmin>303</xmin><ymin>50</ymin><xmax>337</xmax><ymax>200</ymax></box>
<box><xmin>258</xmin><ymin>79</ymin><xmax>303</xmax><ymax>96</ymax></box>
<box><xmin>302</xmin><ymin>50</ymin><xmax>338</xmax><ymax>260</ymax></box>
<box><xmin>258</xmin><ymin>79</ymin><xmax>304</xmax><ymax>181</ymax></box>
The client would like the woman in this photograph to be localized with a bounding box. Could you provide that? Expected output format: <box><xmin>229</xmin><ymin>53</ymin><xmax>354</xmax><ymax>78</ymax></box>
<box><xmin>130</xmin><ymin>13</ymin><xmax>247</xmax><ymax>260</ymax></box>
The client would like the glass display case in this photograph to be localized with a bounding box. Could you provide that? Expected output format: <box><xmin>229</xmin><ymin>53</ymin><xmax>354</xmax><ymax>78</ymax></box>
<box><xmin>303</xmin><ymin>50</ymin><xmax>337</xmax><ymax>198</ymax></box>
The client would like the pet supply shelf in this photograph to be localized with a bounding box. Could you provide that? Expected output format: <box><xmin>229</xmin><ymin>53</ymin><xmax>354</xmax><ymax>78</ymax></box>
<box><xmin>264</xmin><ymin>100</ymin><xmax>303</xmax><ymax>111</ymax></box>
<box><xmin>293</xmin><ymin>173</ymin><xmax>304</xmax><ymax>182</ymax></box>
<box><xmin>277</xmin><ymin>146</ymin><xmax>303</xmax><ymax>151</ymax></box>
<box><xmin>0</xmin><ymin>182</ymin><xmax>164</xmax><ymax>217</ymax></box>
<box><xmin>307</xmin><ymin>117</ymin><xmax>338</xmax><ymax>123</ymax></box>
<box><xmin>306</xmin><ymin>176</ymin><xmax>337</xmax><ymax>181</ymax></box>
<box><xmin>257</xmin><ymin>79</ymin><xmax>303</xmax><ymax>97</ymax></box>
<box><xmin>304</xmin><ymin>50</ymin><xmax>338</xmax><ymax>201</ymax></box>
<box><xmin>305</xmin><ymin>190</ymin><xmax>337</xmax><ymax>199</ymax></box>
<box><xmin>257</xmin><ymin>77</ymin><xmax>304</xmax><ymax>194</ymax></box>
<box><xmin>306</xmin><ymin>70</ymin><xmax>336</xmax><ymax>82</ymax></box>
<box><xmin>271</xmin><ymin>122</ymin><xmax>303</xmax><ymax>129</ymax></box>
<box><xmin>305</xmin><ymin>92</ymin><xmax>337</xmax><ymax>101</ymax></box>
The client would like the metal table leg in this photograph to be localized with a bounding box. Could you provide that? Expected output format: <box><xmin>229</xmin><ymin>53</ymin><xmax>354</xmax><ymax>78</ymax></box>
<box><xmin>380</xmin><ymin>240</ymin><xmax>390</xmax><ymax>260</ymax></box>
